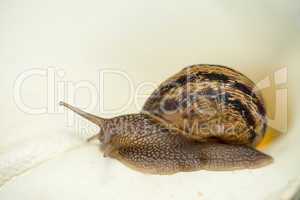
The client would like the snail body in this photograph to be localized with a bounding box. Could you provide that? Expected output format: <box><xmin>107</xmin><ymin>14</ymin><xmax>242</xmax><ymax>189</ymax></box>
<box><xmin>60</xmin><ymin>65</ymin><xmax>273</xmax><ymax>174</ymax></box>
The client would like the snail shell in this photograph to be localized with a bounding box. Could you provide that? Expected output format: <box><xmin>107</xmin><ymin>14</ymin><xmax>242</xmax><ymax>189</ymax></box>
<box><xmin>143</xmin><ymin>64</ymin><xmax>267</xmax><ymax>146</ymax></box>
<box><xmin>60</xmin><ymin>64</ymin><xmax>272</xmax><ymax>174</ymax></box>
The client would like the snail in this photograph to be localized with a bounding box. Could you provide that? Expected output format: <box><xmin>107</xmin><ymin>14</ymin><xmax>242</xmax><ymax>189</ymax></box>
<box><xmin>60</xmin><ymin>64</ymin><xmax>273</xmax><ymax>174</ymax></box>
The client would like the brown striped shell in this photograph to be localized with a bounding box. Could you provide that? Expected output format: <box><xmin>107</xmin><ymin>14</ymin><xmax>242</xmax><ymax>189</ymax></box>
<box><xmin>142</xmin><ymin>64</ymin><xmax>267</xmax><ymax>146</ymax></box>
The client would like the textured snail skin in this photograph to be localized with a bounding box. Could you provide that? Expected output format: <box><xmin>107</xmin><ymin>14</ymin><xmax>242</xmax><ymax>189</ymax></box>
<box><xmin>60</xmin><ymin>65</ymin><xmax>273</xmax><ymax>174</ymax></box>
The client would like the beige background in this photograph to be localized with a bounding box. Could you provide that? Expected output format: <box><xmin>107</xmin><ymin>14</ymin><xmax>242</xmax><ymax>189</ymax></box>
<box><xmin>0</xmin><ymin>0</ymin><xmax>299</xmax><ymax>199</ymax></box>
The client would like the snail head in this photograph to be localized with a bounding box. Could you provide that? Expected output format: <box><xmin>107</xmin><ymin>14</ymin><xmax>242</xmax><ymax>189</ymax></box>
<box><xmin>59</xmin><ymin>101</ymin><xmax>113</xmax><ymax>144</ymax></box>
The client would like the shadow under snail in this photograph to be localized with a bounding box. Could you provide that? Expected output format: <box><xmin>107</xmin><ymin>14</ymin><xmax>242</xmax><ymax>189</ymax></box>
<box><xmin>60</xmin><ymin>64</ymin><xmax>273</xmax><ymax>174</ymax></box>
